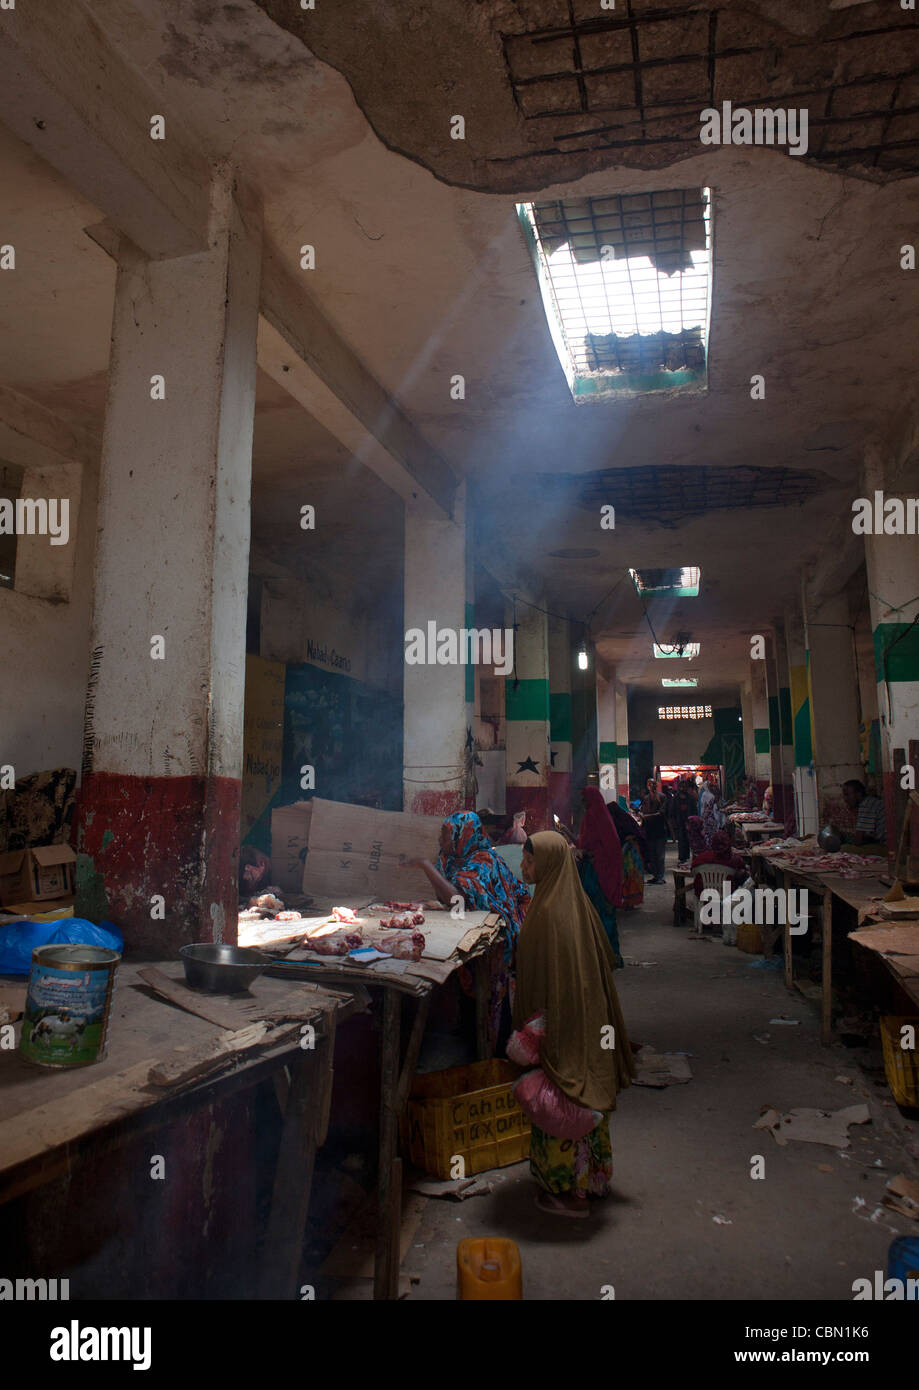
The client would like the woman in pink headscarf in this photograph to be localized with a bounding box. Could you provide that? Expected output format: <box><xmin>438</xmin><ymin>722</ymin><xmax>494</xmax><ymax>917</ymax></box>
<box><xmin>576</xmin><ymin>787</ymin><xmax>624</xmax><ymax>967</ymax></box>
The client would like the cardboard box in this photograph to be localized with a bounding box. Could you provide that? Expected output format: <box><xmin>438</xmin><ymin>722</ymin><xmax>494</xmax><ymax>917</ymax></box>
<box><xmin>304</xmin><ymin>798</ymin><xmax>443</xmax><ymax>902</ymax></box>
<box><xmin>270</xmin><ymin>801</ymin><xmax>314</xmax><ymax>895</ymax></box>
<box><xmin>736</xmin><ymin>922</ymin><xmax>763</xmax><ymax>954</ymax></box>
<box><xmin>0</xmin><ymin>844</ymin><xmax>77</xmax><ymax>906</ymax></box>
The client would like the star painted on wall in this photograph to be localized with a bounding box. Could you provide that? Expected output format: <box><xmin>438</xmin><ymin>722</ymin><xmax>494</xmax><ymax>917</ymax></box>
<box><xmin>549</xmin><ymin>749</ymin><xmax>558</xmax><ymax>767</ymax></box>
<box><xmin>465</xmin><ymin>725</ymin><xmax>475</xmax><ymax>750</ymax></box>
<box><xmin>516</xmin><ymin>756</ymin><xmax>540</xmax><ymax>775</ymax></box>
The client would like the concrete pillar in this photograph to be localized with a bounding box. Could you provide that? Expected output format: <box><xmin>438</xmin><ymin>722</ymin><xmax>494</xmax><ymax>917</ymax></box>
<box><xmin>506</xmin><ymin>600</ymin><xmax>550</xmax><ymax>831</ymax></box>
<box><xmin>76</xmin><ymin>171</ymin><xmax>262</xmax><ymax>953</ymax></box>
<box><xmin>571</xmin><ymin>637</ymin><xmax>599</xmax><ymax>808</ymax></box>
<box><xmin>597</xmin><ymin>667</ymin><xmax>628</xmax><ymax>803</ymax></box>
<box><xmin>403</xmin><ymin>486</ymin><xmax>469</xmax><ymax>818</ymax></box>
<box><xmin>750</xmin><ymin>657</ymin><xmax>771</xmax><ymax>789</ymax></box>
<box><xmin>548</xmin><ymin>616</ymin><xmax>573</xmax><ymax>824</ymax></box>
<box><xmin>784</xmin><ymin>607</ymin><xmax>818</xmax><ymax>834</ymax></box>
<box><xmin>615</xmin><ymin>682</ymin><xmax>630</xmax><ymax>807</ymax></box>
<box><xmin>803</xmin><ymin>578</ymin><xmax>862</xmax><ymax>829</ymax></box>
<box><xmin>766</xmin><ymin>626</ymin><xmax>794</xmax><ymax>826</ymax></box>
<box><xmin>740</xmin><ymin>679</ymin><xmax>755</xmax><ymax>777</ymax></box>
<box><xmin>863</xmin><ymin>440</ymin><xmax>919</xmax><ymax>861</ymax></box>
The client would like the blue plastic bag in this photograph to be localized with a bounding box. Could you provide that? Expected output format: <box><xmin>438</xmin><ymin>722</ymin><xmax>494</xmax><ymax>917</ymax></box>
<box><xmin>0</xmin><ymin>918</ymin><xmax>124</xmax><ymax>976</ymax></box>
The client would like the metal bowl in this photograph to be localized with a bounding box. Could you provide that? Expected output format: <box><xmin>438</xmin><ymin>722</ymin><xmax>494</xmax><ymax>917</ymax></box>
<box><xmin>817</xmin><ymin>825</ymin><xmax>841</xmax><ymax>853</ymax></box>
<box><xmin>179</xmin><ymin>943</ymin><xmax>272</xmax><ymax>993</ymax></box>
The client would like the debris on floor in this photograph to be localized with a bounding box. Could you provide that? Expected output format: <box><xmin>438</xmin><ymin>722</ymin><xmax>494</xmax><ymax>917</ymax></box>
<box><xmin>754</xmin><ymin>1103</ymin><xmax>871</xmax><ymax>1148</ymax></box>
<box><xmin>633</xmin><ymin>1048</ymin><xmax>693</xmax><ymax>1087</ymax></box>
<box><xmin>769</xmin><ymin>1017</ymin><xmax>800</xmax><ymax>1025</ymax></box>
<box><xmin>408</xmin><ymin>1174</ymin><xmax>502</xmax><ymax>1201</ymax></box>
<box><xmin>882</xmin><ymin>1174</ymin><xmax>919</xmax><ymax>1222</ymax></box>
<box><xmin>712</xmin><ymin>1214</ymin><xmax>733</xmax><ymax>1225</ymax></box>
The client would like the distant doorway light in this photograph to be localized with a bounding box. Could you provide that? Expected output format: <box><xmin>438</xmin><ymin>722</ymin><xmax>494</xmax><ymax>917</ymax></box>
<box><xmin>653</xmin><ymin>642</ymin><xmax>700</xmax><ymax>659</ymax></box>
<box><xmin>517</xmin><ymin>190</ymin><xmax>712</xmax><ymax>402</ymax></box>
<box><xmin>662</xmin><ymin>678</ymin><xmax>699</xmax><ymax>687</ymax></box>
<box><xmin>659</xmin><ymin>705</ymin><xmax>712</xmax><ymax>720</ymax></box>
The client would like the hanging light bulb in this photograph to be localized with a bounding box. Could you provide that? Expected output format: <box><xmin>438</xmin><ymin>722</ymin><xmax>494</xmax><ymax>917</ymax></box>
<box><xmin>577</xmin><ymin>641</ymin><xmax>589</xmax><ymax>671</ymax></box>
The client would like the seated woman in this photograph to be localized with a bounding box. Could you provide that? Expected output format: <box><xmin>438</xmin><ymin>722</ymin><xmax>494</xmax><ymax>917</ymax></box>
<box><xmin>691</xmin><ymin>829</ymin><xmax>746</xmax><ymax>898</ymax></box>
<box><xmin>406</xmin><ymin>812</ymin><xmax>530</xmax><ymax>1045</ymax></box>
<box><xmin>576</xmin><ymin>787</ymin><xmax>624</xmax><ymax>967</ymax></box>
<box><xmin>517</xmin><ymin>831</ymin><xmax>635</xmax><ymax>1217</ymax></box>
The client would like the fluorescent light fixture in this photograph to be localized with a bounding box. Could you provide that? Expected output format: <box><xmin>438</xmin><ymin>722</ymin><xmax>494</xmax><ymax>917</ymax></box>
<box><xmin>577</xmin><ymin>642</ymin><xmax>589</xmax><ymax>671</ymax></box>
<box><xmin>662</xmin><ymin>678</ymin><xmax>698</xmax><ymax>687</ymax></box>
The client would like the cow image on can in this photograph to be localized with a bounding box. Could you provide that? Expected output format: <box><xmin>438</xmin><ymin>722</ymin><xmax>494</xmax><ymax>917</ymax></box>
<box><xmin>20</xmin><ymin>944</ymin><xmax>121</xmax><ymax>1068</ymax></box>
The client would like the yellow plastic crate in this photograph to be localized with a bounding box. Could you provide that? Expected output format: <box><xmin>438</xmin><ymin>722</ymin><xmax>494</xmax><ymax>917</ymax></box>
<box><xmin>881</xmin><ymin>1016</ymin><xmax>919</xmax><ymax>1107</ymax></box>
<box><xmin>736</xmin><ymin>923</ymin><xmax>763</xmax><ymax>954</ymax></box>
<box><xmin>400</xmin><ymin>1058</ymin><xmax>531</xmax><ymax>1180</ymax></box>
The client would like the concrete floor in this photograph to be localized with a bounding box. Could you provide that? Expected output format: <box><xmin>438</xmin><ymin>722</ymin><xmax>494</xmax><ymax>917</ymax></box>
<box><xmin>404</xmin><ymin>853</ymin><xmax>919</xmax><ymax>1301</ymax></box>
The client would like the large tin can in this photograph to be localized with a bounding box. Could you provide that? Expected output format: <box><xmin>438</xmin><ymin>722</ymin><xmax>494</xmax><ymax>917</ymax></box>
<box><xmin>20</xmin><ymin>944</ymin><xmax>121</xmax><ymax>1068</ymax></box>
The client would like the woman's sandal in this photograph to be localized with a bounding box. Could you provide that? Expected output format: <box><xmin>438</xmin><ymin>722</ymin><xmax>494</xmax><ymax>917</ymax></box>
<box><xmin>535</xmin><ymin>1190</ymin><xmax>590</xmax><ymax>1219</ymax></box>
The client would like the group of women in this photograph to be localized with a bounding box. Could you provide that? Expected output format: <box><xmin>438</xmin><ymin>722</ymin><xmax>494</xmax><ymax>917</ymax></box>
<box><xmin>406</xmin><ymin>793</ymin><xmax>638</xmax><ymax>1218</ymax></box>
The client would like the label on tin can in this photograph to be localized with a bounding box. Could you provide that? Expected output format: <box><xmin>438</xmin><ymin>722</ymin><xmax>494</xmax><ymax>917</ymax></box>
<box><xmin>20</xmin><ymin>946</ymin><xmax>120</xmax><ymax>1068</ymax></box>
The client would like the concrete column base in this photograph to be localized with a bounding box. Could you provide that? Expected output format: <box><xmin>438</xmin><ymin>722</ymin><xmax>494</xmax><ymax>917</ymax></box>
<box><xmin>76</xmin><ymin>771</ymin><xmax>241</xmax><ymax>955</ymax></box>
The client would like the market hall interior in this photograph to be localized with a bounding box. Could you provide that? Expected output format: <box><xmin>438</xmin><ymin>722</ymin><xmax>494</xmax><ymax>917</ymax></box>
<box><xmin>1</xmin><ymin>0</ymin><xmax>918</xmax><ymax>1306</ymax></box>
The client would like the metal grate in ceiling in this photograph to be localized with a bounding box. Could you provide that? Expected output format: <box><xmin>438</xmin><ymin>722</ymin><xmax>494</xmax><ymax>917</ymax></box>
<box><xmin>501</xmin><ymin>6</ymin><xmax>919</xmax><ymax>175</ymax></box>
<box><xmin>527</xmin><ymin>464</ymin><xmax>829</xmax><ymax>522</ymax></box>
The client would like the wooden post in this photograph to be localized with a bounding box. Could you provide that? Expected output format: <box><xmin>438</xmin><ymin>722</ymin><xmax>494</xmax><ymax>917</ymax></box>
<box><xmin>374</xmin><ymin>986</ymin><xmax>401</xmax><ymax>1301</ymax></box>
<box><xmin>821</xmin><ymin>887</ymin><xmax>832</xmax><ymax>1045</ymax></box>
<box><xmin>259</xmin><ymin>1015</ymin><xmax>336</xmax><ymax>1300</ymax></box>
<box><xmin>474</xmin><ymin>952</ymin><xmax>490</xmax><ymax>1060</ymax></box>
<box><xmin>395</xmin><ymin>992</ymin><xmax>432</xmax><ymax>1114</ymax></box>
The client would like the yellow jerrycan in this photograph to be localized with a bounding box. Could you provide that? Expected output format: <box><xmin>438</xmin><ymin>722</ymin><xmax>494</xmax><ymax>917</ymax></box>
<box><xmin>457</xmin><ymin>1237</ymin><xmax>522</xmax><ymax>1300</ymax></box>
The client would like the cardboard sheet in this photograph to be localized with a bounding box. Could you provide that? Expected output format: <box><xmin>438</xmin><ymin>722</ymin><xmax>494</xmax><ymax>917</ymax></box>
<box><xmin>304</xmin><ymin>798</ymin><xmax>442</xmax><ymax>901</ymax></box>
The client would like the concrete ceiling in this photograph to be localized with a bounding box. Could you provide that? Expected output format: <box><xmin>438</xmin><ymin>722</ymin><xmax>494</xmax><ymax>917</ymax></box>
<box><xmin>5</xmin><ymin>0</ymin><xmax>919</xmax><ymax>699</ymax></box>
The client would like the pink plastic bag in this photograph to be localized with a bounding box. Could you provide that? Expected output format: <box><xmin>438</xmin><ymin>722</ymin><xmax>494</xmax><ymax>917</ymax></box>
<box><xmin>513</xmin><ymin>1067</ymin><xmax>603</xmax><ymax>1140</ymax></box>
<box><xmin>506</xmin><ymin>1011</ymin><xmax>546</xmax><ymax>1068</ymax></box>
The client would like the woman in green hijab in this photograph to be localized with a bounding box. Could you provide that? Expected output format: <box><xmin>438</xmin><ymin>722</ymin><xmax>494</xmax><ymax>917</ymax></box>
<box><xmin>517</xmin><ymin>830</ymin><xmax>635</xmax><ymax>1217</ymax></box>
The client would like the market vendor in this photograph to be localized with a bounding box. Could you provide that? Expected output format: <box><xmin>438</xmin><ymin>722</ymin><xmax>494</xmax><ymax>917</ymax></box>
<box><xmin>840</xmin><ymin>780</ymin><xmax>886</xmax><ymax>847</ymax></box>
<box><xmin>238</xmin><ymin>845</ymin><xmax>272</xmax><ymax>897</ymax></box>
<box><xmin>402</xmin><ymin>811</ymin><xmax>531</xmax><ymax>1045</ymax></box>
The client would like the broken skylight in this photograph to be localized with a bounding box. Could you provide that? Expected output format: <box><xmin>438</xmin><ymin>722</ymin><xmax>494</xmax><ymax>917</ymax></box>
<box><xmin>517</xmin><ymin>190</ymin><xmax>712</xmax><ymax>401</ymax></box>
<box><xmin>630</xmin><ymin>567</ymin><xmax>701</xmax><ymax>597</ymax></box>
<box><xmin>653</xmin><ymin>642</ymin><xmax>700</xmax><ymax>659</ymax></box>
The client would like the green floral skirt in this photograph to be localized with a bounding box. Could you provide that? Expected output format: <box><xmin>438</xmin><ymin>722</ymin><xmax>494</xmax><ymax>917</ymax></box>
<box><xmin>529</xmin><ymin>1114</ymin><xmax>613</xmax><ymax>1196</ymax></box>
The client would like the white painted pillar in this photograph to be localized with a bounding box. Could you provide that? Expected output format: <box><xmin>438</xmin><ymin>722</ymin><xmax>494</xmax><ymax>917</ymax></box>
<box><xmin>803</xmin><ymin>577</ymin><xmax>862</xmax><ymax>829</ymax></box>
<box><xmin>750</xmin><ymin>658</ymin><xmax>771</xmax><ymax>784</ymax></box>
<box><xmin>403</xmin><ymin>485</ymin><xmax>469</xmax><ymax>818</ymax></box>
<box><xmin>740</xmin><ymin>679</ymin><xmax>755</xmax><ymax>777</ymax></box>
<box><xmin>506</xmin><ymin>599</ymin><xmax>550</xmax><ymax>832</ymax></box>
<box><xmin>76</xmin><ymin>170</ymin><xmax>262</xmax><ymax>953</ymax></box>
<box><xmin>863</xmin><ymin>438</ymin><xmax>919</xmax><ymax>860</ymax></box>
<box><xmin>548</xmin><ymin>615</ymin><xmax>573</xmax><ymax>823</ymax></box>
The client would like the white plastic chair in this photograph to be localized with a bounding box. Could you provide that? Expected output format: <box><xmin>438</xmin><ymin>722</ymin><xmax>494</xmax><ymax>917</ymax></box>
<box><xmin>685</xmin><ymin>862</ymin><xmax>733</xmax><ymax>936</ymax></box>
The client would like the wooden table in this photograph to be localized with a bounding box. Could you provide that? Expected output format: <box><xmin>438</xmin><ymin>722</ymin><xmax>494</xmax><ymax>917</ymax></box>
<box><xmin>735</xmin><ymin>819</ymin><xmax>785</xmax><ymax>845</ymax></box>
<box><xmin>0</xmin><ymin>962</ymin><xmax>360</xmax><ymax>1299</ymax></box>
<box><xmin>261</xmin><ymin>908</ymin><xmax>503</xmax><ymax>1300</ymax></box>
<box><xmin>751</xmin><ymin>854</ymin><xmax>887</xmax><ymax>1045</ymax></box>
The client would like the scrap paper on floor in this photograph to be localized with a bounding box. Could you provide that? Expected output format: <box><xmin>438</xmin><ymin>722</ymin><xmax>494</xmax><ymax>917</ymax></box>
<box><xmin>754</xmin><ymin>1103</ymin><xmax>870</xmax><ymax>1148</ymax></box>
